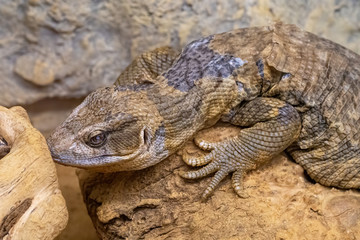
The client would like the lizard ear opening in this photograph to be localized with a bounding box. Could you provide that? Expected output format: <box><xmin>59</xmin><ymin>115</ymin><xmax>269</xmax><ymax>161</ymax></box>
<box><xmin>143</xmin><ymin>127</ymin><xmax>152</xmax><ymax>147</ymax></box>
<box><xmin>105</xmin><ymin>122</ymin><xmax>146</xmax><ymax>156</ymax></box>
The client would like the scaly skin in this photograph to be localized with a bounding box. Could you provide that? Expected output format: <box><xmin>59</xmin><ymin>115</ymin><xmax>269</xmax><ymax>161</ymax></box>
<box><xmin>47</xmin><ymin>23</ymin><xmax>360</xmax><ymax>199</ymax></box>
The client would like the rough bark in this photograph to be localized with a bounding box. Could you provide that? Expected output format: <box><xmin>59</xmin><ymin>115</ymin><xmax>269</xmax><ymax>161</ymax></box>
<box><xmin>0</xmin><ymin>106</ymin><xmax>68</xmax><ymax>240</ymax></box>
<box><xmin>79</xmin><ymin>124</ymin><xmax>360</xmax><ymax>239</ymax></box>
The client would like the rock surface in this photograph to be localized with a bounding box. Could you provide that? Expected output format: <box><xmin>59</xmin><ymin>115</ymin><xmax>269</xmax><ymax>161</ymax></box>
<box><xmin>0</xmin><ymin>106</ymin><xmax>68</xmax><ymax>239</ymax></box>
<box><xmin>1</xmin><ymin>0</ymin><xmax>360</xmax><ymax>107</ymax></box>
<box><xmin>79</xmin><ymin>124</ymin><xmax>360</xmax><ymax>239</ymax></box>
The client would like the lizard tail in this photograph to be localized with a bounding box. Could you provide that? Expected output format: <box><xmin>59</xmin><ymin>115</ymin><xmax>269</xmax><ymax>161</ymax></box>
<box><xmin>288</xmin><ymin>145</ymin><xmax>360</xmax><ymax>189</ymax></box>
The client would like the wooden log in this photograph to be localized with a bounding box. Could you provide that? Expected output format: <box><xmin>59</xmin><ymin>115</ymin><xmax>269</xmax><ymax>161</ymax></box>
<box><xmin>0</xmin><ymin>106</ymin><xmax>68</xmax><ymax>240</ymax></box>
<box><xmin>0</xmin><ymin>136</ymin><xmax>10</xmax><ymax>158</ymax></box>
<box><xmin>79</xmin><ymin>124</ymin><xmax>360</xmax><ymax>239</ymax></box>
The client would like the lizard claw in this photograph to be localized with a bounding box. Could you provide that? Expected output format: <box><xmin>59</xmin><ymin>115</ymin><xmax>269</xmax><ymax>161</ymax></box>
<box><xmin>181</xmin><ymin>97</ymin><xmax>301</xmax><ymax>200</ymax></box>
<box><xmin>232</xmin><ymin>170</ymin><xmax>250</xmax><ymax>198</ymax></box>
<box><xmin>180</xmin><ymin>160</ymin><xmax>220</xmax><ymax>179</ymax></box>
<box><xmin>193</xmin><ymin>138</ymin><xmax>218</xmax><ymax>151</ymax></box>
<box><xmin>182</xmin><ymin>149</ymin><xmax>215</xmax><ymax>167</ymax></box>
<box><xmin>181</xmin><ymin>138</ymin><xmax>221</xmax><ymax>167</ymax></box>
<box><xmin>200</xmin><ymin>169</ymin><xmax>229</xmax><ymax>200</ymax></box>
<box><xmin>180</xmin><ymin>138</ymin><xmax>252</xmax><ymax>200</ymax></box>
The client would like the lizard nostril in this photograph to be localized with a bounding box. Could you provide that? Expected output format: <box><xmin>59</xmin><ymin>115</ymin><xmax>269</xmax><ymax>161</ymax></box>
<box><xmin>142</xmin><ymin>127</ymin><xmax>154</xmax><ymax>149</ymax></box>
<box><xmin>46</xmin><ymin>138</ymin><xmax>58</xmax><ymax>157</ymax></box>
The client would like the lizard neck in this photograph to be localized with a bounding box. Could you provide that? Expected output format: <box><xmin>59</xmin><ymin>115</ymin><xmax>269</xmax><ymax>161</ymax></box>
<box><xmin>147</xmin><ymin>77</ymin><xmax>239</xmax><ymax>152</ymax></box>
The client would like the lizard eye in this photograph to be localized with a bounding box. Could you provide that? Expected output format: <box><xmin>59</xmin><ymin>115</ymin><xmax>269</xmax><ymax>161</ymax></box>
<box><xmin>87</xmin><ymin>131</ymin><xmax>107</xmax><ymax>148</ymax></box>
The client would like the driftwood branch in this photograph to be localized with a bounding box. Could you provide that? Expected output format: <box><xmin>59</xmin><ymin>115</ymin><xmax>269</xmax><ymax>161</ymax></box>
<box><xmin>79</xmin><ymin>124</ymin><xmax>360</xmax><ymax>239</ymax></box>
<box><xmin>0</xmin><ymin>106</ymin><xmax>68</xmax><ymax>240</ymax></box>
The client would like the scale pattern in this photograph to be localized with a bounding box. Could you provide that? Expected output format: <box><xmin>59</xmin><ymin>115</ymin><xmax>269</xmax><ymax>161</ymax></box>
<box><xmin>48</xmin><ymin>23</ymin><xmax>360</xmax><ymax>199</ymax></box>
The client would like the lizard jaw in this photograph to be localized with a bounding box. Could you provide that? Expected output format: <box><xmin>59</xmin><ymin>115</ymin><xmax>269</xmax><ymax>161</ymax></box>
<box><xmin>51</xmin><ymin>154</ymin><xmax>144</xmax><ymax>171</ymax></box>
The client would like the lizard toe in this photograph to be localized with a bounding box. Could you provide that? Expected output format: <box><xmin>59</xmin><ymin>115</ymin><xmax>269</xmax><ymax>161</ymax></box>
<box><xmin>180</xmin><ymin>160</ymin><xmax>220</xmax><ymax>179</ymax></box>
<box><xmin>181</xmin><ymin>137</ymin><xmax>257</xmax><ymax>199</ymax></box>
<box><xmin>201</xmin><ymin>169</ymin><xmax>229</xmax><ymax>200</ymax></box>
<box><xmin>232</xmin><ymin>170</ymin><xmax>250</xmax><ymax>198</ymax></box>
<box><xmin>194</xmin><ymin>137</ymin><xmax>219</xmax><ymax>151</ymax></box>
<box><xmin>182</xmin><ymin>149</ymin><xmax>215</xmax><ymax>167</ymax></box>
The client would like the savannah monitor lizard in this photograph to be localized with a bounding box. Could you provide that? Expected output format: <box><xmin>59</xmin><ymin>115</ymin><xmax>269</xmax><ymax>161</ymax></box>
<box><xmin>47</xmin><ymin>23</ymin><xmax>360</xmax><ymax>199</ymax></box>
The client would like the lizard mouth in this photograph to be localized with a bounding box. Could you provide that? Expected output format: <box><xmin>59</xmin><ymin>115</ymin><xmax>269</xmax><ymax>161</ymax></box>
<box><xmin>50</xmin><ymin>127</ymin><xmax>150</xmax><ymax>171</ymax></box>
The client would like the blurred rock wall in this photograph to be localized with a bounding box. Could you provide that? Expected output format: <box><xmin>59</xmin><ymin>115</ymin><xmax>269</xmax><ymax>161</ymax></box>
<box><xmin>1</xmin><ymin>0</ymin><xmax>360</xmax><ymax>106</ymax></box>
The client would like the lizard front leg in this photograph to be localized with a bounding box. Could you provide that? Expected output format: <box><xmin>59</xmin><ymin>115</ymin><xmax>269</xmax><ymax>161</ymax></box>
<box><xmin>181</xmin><ymin>97</ymin><xmax>301</xmax><ymax>199</ymax></box>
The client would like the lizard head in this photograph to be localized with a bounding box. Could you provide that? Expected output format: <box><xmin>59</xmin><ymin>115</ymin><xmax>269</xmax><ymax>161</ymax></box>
<box><xmin>47</xmin><ymin>86</ymin><xmax>168</xmax><ymax>172</ymax></box>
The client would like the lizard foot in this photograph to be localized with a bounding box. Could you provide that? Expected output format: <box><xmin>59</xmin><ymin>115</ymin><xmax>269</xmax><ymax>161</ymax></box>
<box><xmin>180</xmin><ymin>137</ymin><xmax>253</xmax><ymax>200</ymax></box>
<box><xmin>181</xmin><ymin>138</ymin><xmax>217</xmax><ymax>167</ymax></box>
<box><xmin>181</xmin><ymin>98</ymin><xmax>301</xmax><ymax>200</ymax></box>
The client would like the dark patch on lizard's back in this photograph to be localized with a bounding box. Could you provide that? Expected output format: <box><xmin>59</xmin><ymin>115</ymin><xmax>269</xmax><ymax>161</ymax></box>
<box><xmin>163</xmin><ymin>35</ymin><xmax>247</xmax><ymax>92</ymax></box>
<box><xmin>153</xmin><ymin>122</ymin><xmax>166</xmax><ymax>152</ymax></box>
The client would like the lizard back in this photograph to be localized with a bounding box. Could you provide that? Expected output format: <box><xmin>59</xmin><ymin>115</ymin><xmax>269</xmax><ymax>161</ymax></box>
<box><xmin>209</xmin><ymin>23</ymin><xmax>360</xmax><ymax>188</ymax></box>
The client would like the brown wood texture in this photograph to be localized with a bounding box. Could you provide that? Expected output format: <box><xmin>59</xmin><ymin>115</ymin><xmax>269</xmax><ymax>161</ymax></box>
<box><xmin>0</xmin><ymin>106</ymin><xmax>68</xmax><ymax>240</ymax></box>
